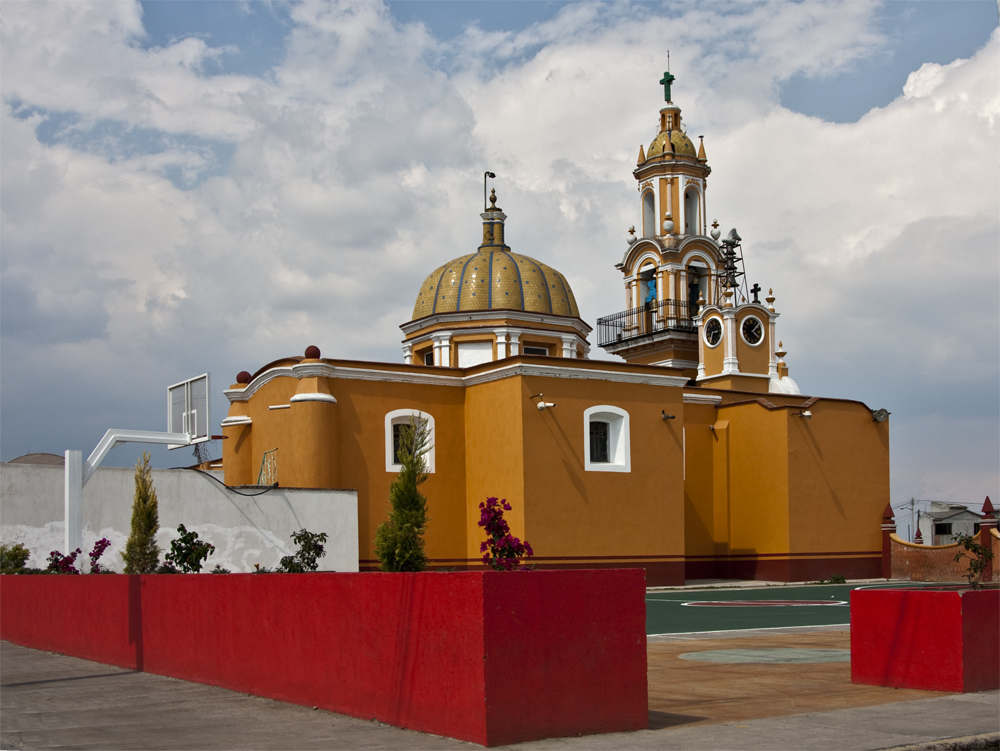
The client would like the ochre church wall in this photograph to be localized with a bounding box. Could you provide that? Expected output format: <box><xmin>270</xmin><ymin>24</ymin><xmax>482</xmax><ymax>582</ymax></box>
<box><xmin>463</xmin><ymin>376</ymin><xmax>526</xmax><ymax>560</ymax></box>
<box><xmin>786</xmin><ymin>399</ymin><xmax>887</xmax><ymax>579</ymax></box>
<box><xmin>222</xmin><ymin>359</ymin><xmax>890</xmax><ymax>585</ymax></box>
<box><xmin>683</xmin><ymin>403</ymin><xmax>718</xmax><ymax>568</ymax></box>
<box><xmin>336</xmin><ymin>377</ymin><xmax>468</xmax><ymax>567</ymax></box>
<box><xmin>517</xmin><ymin>375</ymin><xmax>685</xmax><ymax>582</ymax></box>
<box><xmin>723</xmin><ymin>404</ymin><xmax>791</xmax><ymax>571</ymax></box>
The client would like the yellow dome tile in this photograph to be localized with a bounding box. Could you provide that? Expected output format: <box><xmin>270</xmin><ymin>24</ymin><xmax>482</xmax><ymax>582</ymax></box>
<box><xmin>410</xmin><ymin>247</ymin><xmax>579</xmax><ymax>321</ymax></box>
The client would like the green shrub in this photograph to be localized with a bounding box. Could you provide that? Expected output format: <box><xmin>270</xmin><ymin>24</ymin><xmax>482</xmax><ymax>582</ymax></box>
<box><xmin>165</xmin><ymin>524</ymin><xmax>215</xmax><ymax>573</ymax></box>
<box><xmin>122</xmin><ymin>452</ymin><xmax>161</xmax><ymax>574</ymax></box>
<box><xmin>375</xmin><ymin>418</ymin><xmax>429</xmax><ymax>572</ymax></box>
<box><xmin>0</xmin><ymin>543</ymin><xmax>31</xmax><ymax>574</ymax></box>
<box><xmin>954</xmin><ymin>533</ymin><xmax>994</xmax><ymax>589</ymax></box>
<box><xmin>278</xmin><ymin>529</ymin><xmax>328</xmax><ymax>573</ymax></box>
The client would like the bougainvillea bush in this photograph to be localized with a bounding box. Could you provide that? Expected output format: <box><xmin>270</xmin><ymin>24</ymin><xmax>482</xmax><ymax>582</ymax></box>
<box><xmin>47</xmin><ymin>548</ymin><xmax>81</xmax><ymax>574</ymax></box>
<box><xmin>88</xmin><ymin>538</ymin><xmax>112</xmax><ymax>573</ymax></box>
<box><xmin>478</xmin><ymin>497</ymin><xmax>533</xmax><ymax>571</ymax></box>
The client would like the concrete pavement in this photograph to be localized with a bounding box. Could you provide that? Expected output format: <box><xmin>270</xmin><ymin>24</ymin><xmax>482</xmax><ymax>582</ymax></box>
<box><xmin>2</xmin><ymin>635</ymin><xmax>998</xmax><ymax>750</ymax></box>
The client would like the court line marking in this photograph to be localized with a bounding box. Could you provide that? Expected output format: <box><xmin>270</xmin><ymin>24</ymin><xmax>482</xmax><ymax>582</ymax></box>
<box><xmin>679</xmin><ymin>600</ymin><xmax>848</xmax><ymax>607</ymax></box>
<box><xmin>647</xmin><ymin>623</ymin><xmax>849</xmax><ymax>638</ymax></box>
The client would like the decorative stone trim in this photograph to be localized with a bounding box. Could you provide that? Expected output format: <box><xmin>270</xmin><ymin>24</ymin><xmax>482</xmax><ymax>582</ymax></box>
<box><xmin>290</xmin><ymin>393</ymin><xmax>338</xmax><ymax>404</ymax></box>
<box><xmin>683</xmin><ymin>393</ymin><xmax>722</xmax><ymax>405</ymax></box>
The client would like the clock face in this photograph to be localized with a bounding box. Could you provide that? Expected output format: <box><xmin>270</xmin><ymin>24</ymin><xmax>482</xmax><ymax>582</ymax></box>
<box><xmin>705</xmin><ymin>318</ymin><xmax>722</xmax><ymax>346</ymax></box>
<box><xmin>741</xmin><ymin>317</ymin><xmax>763</xmax><ymax>345</ymax></box>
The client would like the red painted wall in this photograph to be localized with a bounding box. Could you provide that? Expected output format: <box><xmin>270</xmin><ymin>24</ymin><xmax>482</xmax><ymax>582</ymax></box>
<box><xmin>482</xmin><ymin>571</ymin><xmax>648</xmax><ymax>745</ymax></box>
<box><xmin>0</xmin><ymin>574</ymin><xmax>138</xmax><ymax>669</ymax></box>
<box><xmin>851</xmin><ymin>588</ymin><xmax>999</xmax><ymax>693</ymax></box>
<box><xmin>1</xmin><ymin>570</ymin><xmax>647</xmax><ymax>746</ymax></box>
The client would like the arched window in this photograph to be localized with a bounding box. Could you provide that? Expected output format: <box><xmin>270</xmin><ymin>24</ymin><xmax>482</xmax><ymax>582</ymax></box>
<box><xmin>639</xmin><ymin>264</ymin><xmax>657</xmax><ymax>307</ymax></box>
<box><xmin>687</xmin><ymin>263</ymin><xmax>709</xmax><ymax>315</ymax></box>
<box><xmin>684</xmin><ymin>188</ymin><xmax>700</xmax><ymax>235</ymax></box>
<box><xmin>642</xmin><ymin>191</ymin><xmax>656</xmax><ymax>238</ymax></box>
<box><xmin>583</xmin><ymin>406</ymin><xmax>630</xmax><ymax>473</ymax></box>
<box><xmin>385</xmin><ymin>409</ymin><xmax>435</xmax><ymax>473</ymax></box>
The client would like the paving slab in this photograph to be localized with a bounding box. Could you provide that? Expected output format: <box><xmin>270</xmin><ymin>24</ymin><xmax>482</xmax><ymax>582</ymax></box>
<box><xmin>2</xmin><ymin>636</ymin><xmax>997</xmax><ymax>751</ymax></box>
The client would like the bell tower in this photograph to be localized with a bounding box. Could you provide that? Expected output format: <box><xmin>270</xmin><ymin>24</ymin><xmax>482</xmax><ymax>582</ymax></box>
<box><xmin>596</xmin><ymin>70</ymin><xmax>719</xmax><ymax>375</ymax></box>
<box><xmin>596</xmin><ymin>70</ymin><xmax>798</xmax><ymax>395</ymax></box>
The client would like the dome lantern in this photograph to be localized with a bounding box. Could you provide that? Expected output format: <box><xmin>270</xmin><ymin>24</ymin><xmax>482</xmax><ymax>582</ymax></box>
<box><xmin>401</xmin><ymin>189</ymin><xmax>591</xmax><ymax>368</ymax></box>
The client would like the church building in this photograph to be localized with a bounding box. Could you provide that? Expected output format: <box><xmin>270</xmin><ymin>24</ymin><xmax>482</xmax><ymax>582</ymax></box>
<box><xmin>220</xmin><ymin>73</ymin><xmax>890</xmax><ymax>585</ymax></box>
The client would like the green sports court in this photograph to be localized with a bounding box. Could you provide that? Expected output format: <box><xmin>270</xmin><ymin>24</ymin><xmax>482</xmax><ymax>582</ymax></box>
<box><xmin>644</xmin><ymin>581</ymin><xmax>940</xmax><ymax>635</ymax></box>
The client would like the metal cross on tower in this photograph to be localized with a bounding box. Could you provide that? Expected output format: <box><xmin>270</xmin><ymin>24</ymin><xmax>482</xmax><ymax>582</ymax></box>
<box><xmin>659</xmin><ymin>70</ymin><xmax>676</xmax><ymax>102</ymax></box>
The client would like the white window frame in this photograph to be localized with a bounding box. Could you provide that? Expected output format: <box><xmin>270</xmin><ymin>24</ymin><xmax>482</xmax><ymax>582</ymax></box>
<box><xmin>583</xmin><ymin>405</ymin><xmax>630</xmax><ymax>473</ymax></box>
<box><xmin>385</xmin><ymin>409</ymin><xmax>435</xmax><ymax>473</ymax></box>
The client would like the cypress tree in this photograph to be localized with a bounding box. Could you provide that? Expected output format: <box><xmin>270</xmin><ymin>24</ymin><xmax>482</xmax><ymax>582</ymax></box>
<box><xmin>122</xmin><ymin>452</ymin><xmax>161</xmax><ymax>574</ymax></box>
<box><xmin>374</xmin><ymin>418</ymin><xmax>429</xmax><ymax>572</ymax></box>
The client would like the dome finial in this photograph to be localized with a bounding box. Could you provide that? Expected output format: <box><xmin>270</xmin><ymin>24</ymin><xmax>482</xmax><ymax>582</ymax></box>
<box><xmin>488</xmin><ymin>188</ymin><xmax>500</xmax><ymax>212</ymax></box>
<box><xmin>483</xmin><ymin>170</ymin><xmax>496</xmax><ymax>210</ymax></box>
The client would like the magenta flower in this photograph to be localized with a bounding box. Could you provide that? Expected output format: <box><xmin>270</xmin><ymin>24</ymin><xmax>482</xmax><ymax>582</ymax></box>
<box><xmin>477</xmin><ymin>497</ymin><xmax>533</xmax><ymax>571</ymax></box>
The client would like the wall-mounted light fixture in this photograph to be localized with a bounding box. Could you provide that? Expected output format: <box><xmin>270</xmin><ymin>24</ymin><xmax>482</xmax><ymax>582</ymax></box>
<box><xmin>871</xmin><ymin>408</ymin><xmax>890</xmax><ymax>423</ymax></box>
<box><xmin>661</xmin><ymin>410</ymin><xmax>676</xmax><ymax>420</ymax></box>
<box><xmin>530</xmin><ymin>393</ymin><xmax>556</xmax><ymax>411</ymax></box>
<box><xmin>794</xmin><ymin>410</ymin><xmax>812</xmax><ymax>419</ymax></box>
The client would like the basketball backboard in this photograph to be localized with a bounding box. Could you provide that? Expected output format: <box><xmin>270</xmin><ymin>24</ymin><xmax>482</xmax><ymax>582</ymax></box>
<box><xmin>167</xmin><ymin>373</ymin><xmax>210</xmax><ymax>449</ymax></box>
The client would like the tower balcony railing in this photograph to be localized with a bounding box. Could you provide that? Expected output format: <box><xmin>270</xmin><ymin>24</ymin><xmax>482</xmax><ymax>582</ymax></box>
<box><xmin>596</xmin><ymin>299</ymin><xmax>698</xmax><ymax>348</ymax></box>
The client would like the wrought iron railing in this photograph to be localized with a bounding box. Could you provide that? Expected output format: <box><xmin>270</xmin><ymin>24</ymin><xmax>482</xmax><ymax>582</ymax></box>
<box><xmin>596</xmin><ymin>299</ymin><xmax>698</xmax><ymax>348</ymax></box>
<box><xmin>258</xmin><ymin>448</ymin><xmax>278</xmax><ymax>485</ymax></box>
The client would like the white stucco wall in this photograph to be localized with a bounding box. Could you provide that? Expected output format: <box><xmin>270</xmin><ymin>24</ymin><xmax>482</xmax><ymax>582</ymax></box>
<box><xmin>0</xmin><ymin>463</ymin><xmax>359</xmax><ymax>573</ymax></box>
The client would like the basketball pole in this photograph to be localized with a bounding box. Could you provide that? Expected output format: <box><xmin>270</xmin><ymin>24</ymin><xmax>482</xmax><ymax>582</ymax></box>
<box><xmin>64</xmin><ymin>429</ymin><xmax>191</xmax><ymax>569</ymax></box>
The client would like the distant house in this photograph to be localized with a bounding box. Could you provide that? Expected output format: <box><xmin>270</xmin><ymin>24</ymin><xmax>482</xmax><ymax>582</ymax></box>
<box><xmin>917</xmin><ymin>502</ymin><xmax>983</xmax><ymax>546</ymax></box>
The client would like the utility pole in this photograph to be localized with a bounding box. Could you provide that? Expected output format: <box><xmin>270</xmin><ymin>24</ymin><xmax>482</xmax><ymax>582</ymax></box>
<box><xmin>892</xmin><ymin>497</ymin><xmax>919</xmax><ymax>542</ymax></box>
<box><xmin>910</xmin><ymin>497</ymin><xmax>916</xmax><ymax>542</ymax></box>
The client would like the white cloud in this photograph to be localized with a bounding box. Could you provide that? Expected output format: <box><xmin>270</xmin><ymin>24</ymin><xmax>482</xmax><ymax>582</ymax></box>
<box><xmin>0</xmin><ymin>1</ymin><xmax>996</xmax><ymax>507</ymax></box>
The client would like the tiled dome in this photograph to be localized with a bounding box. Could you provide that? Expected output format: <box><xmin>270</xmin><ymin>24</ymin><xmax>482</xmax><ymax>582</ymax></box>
<box><xmin>412</xmin><ymin>249</ymin><xmax>580</xmax><ymax>320</ymax></box>
<box><xmin>647</xmin><ymin>128</ymin><xmax>697</xmax><ymax>158</ymax></box>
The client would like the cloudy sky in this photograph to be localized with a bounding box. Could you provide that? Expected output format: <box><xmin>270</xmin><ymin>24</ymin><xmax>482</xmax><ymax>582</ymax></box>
<box><xmin>2</xmin><ymin>1</ymin><xmax>997</xmax><ymax>527</ymax></box>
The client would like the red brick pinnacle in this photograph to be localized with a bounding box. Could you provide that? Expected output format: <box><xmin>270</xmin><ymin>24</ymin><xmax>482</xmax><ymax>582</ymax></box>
<box><xmin>981</xmin><ymin>496</ymin><xmax>995</xmax><ymax>518</ymax></box>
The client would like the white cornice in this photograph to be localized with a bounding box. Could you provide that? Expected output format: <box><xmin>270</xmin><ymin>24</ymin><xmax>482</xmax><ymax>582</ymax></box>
<box><xmin>697</xmin><ymin>371</ymin><xmax>771</xmax><ymax>382</ymax></box>
<box><xmin>290</xmin><ymin>393</ymin><xmax>338</xmax><ymax>404</ymax></box>
<box><xmin>683</xmin><ymin>393</ymin><xmax>722</xmax><ymax>405</ymax></box>
<box><xmin>224</xmin><ymin>366</ymin><xmax>296</xmax><ymax>402</ymax></box>
<box><xmin>221</xmin><ymin>415</ymin><xmax>252</xmax><ymax>426</ymax></box>
<box><xmin>650</xmin><ymin>358</ymin><xmax>698</xmax><ymax>369</ymax></box>
<box><xmin>224</xmin><ymin>364</ymin><xmax>463</xmax><ymax>402</ymax></box>
<box><xmin>226</xmin><ymin>359</ymin><xmax>690</xmax><ymax>404</ymax></box>
<box><xmin>401</xmin><ymin>309</ymin><xmax>592</xmax><ymax>337</ymax></box>
<box><xmin>463</xmin><ymin>362</ymin><xmax>689</xmax><ymax>388</ymax></box>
